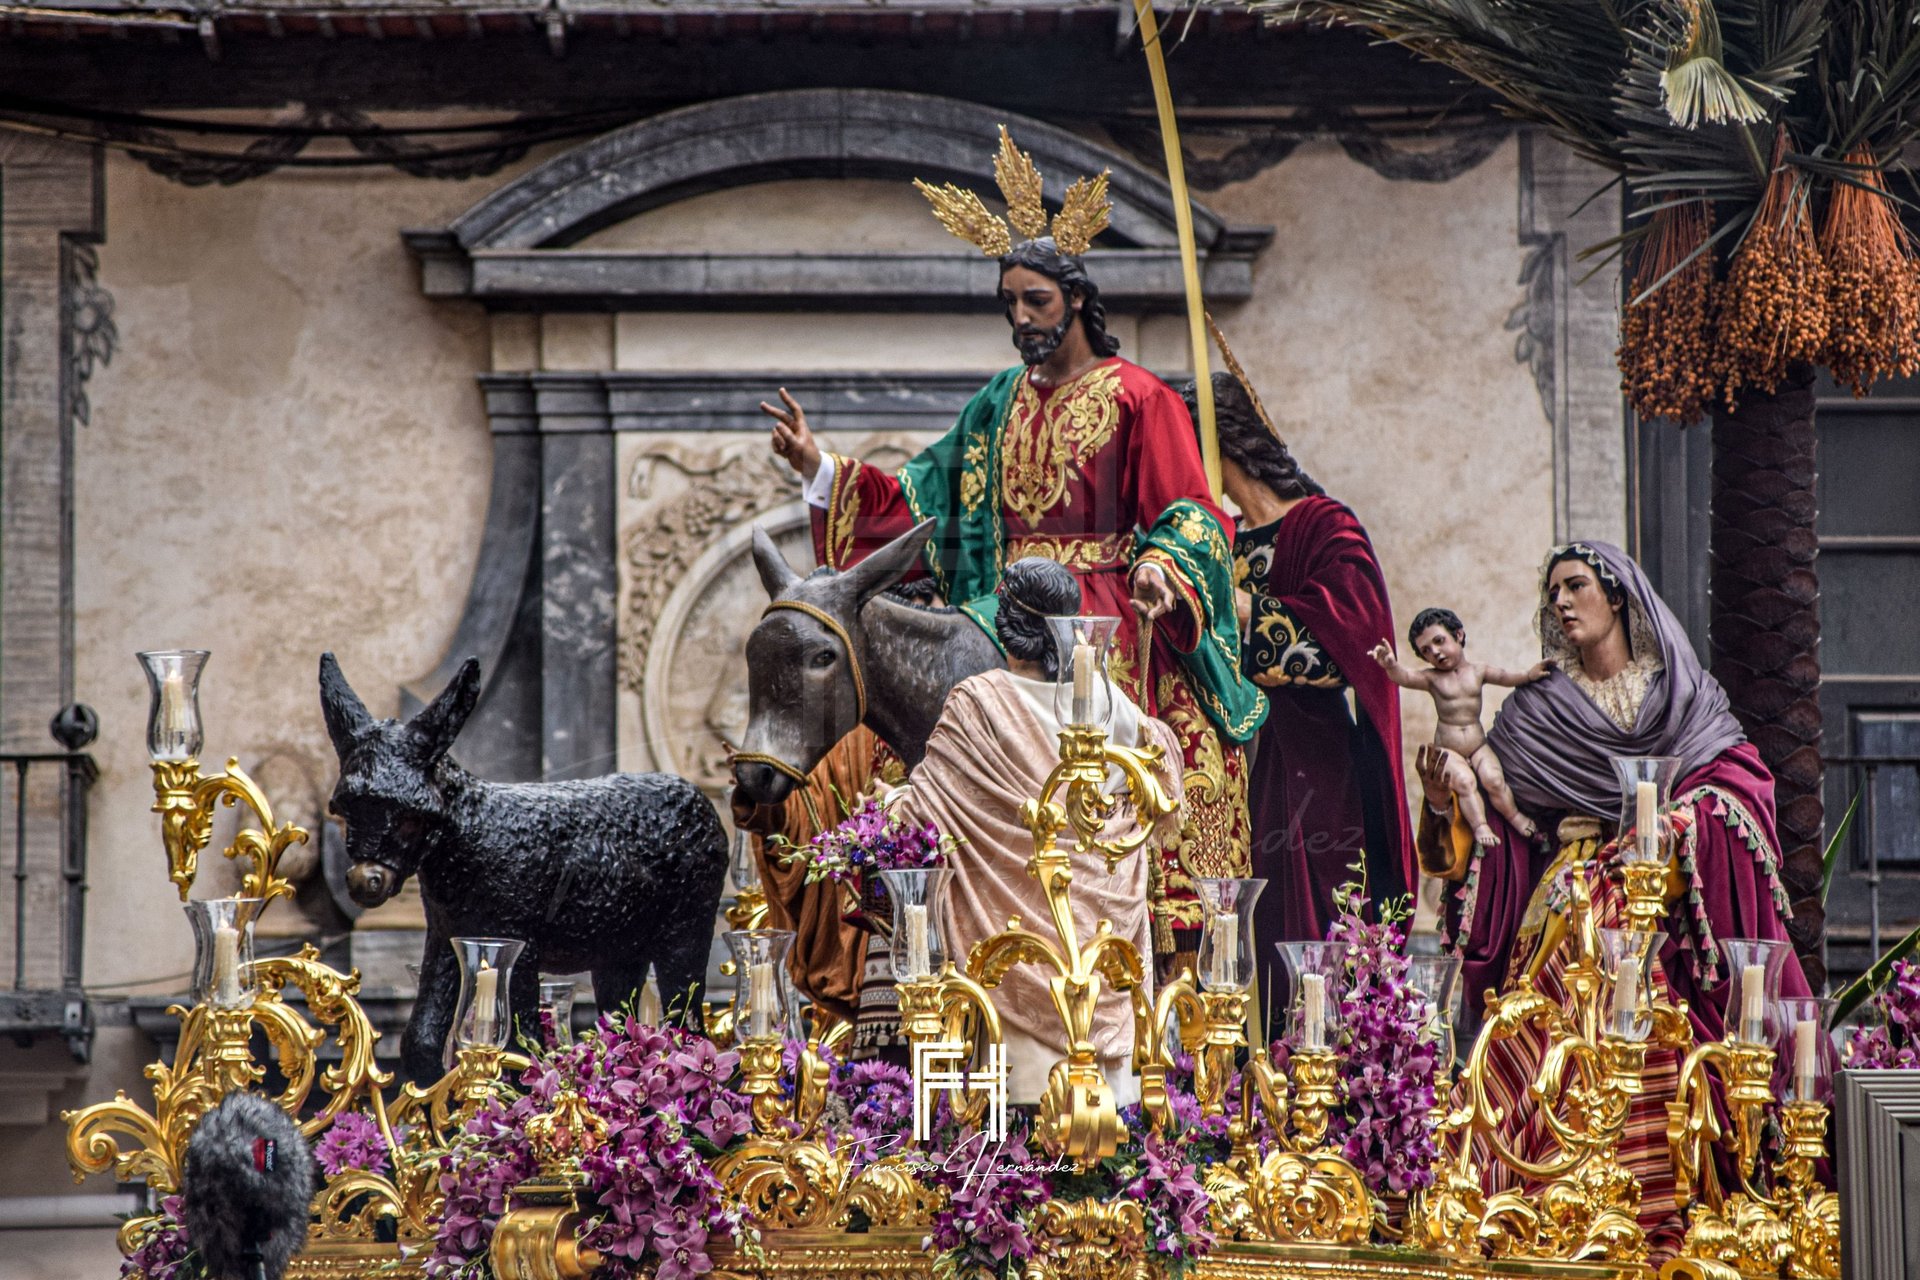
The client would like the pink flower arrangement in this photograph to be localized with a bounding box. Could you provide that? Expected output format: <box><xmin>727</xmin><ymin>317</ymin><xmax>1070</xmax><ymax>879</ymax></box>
<box><xmin>1844</xmin><ymin>956</ymin><xmax>1920</xmax><ymax>1069</ymax></box>
<box><xmin>779</xmin><ymin>797</ymin><xmax>955</xmax><ymax>897</ymax></box>
<box><xmin>1323</xmin><ymin>884</ymin><xmax>1441</xmax><ymax>1195</ymax></box>
<box><xmin>428</xmin><ymin>1012</ymin><xmax>750</xmax><ymax>1280</ymax></box>
<box><xmin>122</xmin><ymin>1196</ymin><xmax>198</xmax><ymax>1280</ymax></box>
<box><xmin>314</xmin><ymin>1110</ymin><xmax>392</xmax><ymax>1178</ymax></box>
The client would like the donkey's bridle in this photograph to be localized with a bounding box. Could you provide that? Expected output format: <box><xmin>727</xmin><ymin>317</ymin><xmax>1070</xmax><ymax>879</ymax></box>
<box><xmin>731</xmin><ymin>600</ymin><xmax>866</xmax><ymax>830</ymax></box>
<box><xmin>760</xmin><ymin>599</ymin><xmax>868</xmax><ymax>720</ymax></box>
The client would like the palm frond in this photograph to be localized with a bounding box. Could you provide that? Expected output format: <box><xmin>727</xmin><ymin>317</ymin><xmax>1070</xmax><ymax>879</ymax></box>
<box><xmin>1660</xmin><ymin>0</ymin><xmax>1768</xmax><ymax>127</ymax></box>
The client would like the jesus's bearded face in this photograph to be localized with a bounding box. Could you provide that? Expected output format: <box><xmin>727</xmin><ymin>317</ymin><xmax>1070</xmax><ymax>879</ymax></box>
<box><xmin>999</xmin><ymin>265</ymin><xmax>1081</xmax><ymax>365</ymax></box>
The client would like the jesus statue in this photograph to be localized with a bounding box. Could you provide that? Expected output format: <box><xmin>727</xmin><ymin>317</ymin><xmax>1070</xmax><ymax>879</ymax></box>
<box><xmin>759</xmin><ymin>128</ymin><xmax>1266</xmax><ymax>956</ymax></box>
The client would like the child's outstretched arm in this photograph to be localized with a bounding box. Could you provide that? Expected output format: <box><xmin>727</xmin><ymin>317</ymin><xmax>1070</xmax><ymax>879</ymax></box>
<box><xmin>1484</xmin><ymin>658</ymin><xmax>1555</xmax><ymax>688</ymax></box>
<box><xmin>1369</xmin><ymin>639</ymin><xmax>1431</xmax><ymax>690</ymax></box>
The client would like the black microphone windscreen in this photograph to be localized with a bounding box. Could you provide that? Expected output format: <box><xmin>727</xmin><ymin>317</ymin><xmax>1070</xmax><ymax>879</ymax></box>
<box><xmin>181</xmin><ymin>1091</ymin><xmax>316</xmax><ymax>1280</ymax></box>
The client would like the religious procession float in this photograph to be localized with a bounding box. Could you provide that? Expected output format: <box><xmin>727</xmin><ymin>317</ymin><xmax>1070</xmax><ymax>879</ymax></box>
<box><xmin>58</xmin><ymin>4</ymin><xmax>1920</xmax><ymax>1275</ymax></box>
<box><xmin>62</xmin><ymin>621</ymin><xmax>1871</xmax><ymax>1280</ymax></box>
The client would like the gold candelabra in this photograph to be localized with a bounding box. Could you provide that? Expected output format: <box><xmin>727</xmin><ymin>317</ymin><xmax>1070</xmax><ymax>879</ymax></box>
<box><xmin>964</xmin><ymin>720</ymin><xmax>1176</xmax><ymax>1162</ymax></box>
<box><xmin>1665</xmin><ymin>1005</ymin><xmax>1840</xmax><ymax>1278</ymax></box>
<box><xmin>1420</xmin><ymin>844</ymin><xmax>1691</xmax><ymax>1267</ymax></box>
<box><xmin>66</xmin><ymin>664</ymin><xmax>531</xmax><ymax>1278</ymax></box>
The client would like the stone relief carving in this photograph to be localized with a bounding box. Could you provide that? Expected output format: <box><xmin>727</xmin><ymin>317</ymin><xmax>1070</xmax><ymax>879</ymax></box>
<box><xmin>620</xmin><ymin>441</ymin><xmax>803</xmax><ymax>699</ymax></box>
<box><xmin>1508</xmin><ymin>238</ymin><xmax>1557</xmax><ymax>424</ymax></box>
<box><xmin>619</xmin><ymin>433</ymin><xmax>923</xmax><ymax>791</ymax></box>
<box><xmin>64</xmin><ymin>241</ymin><xmax>117</xmax><ymax>428</ymax></box>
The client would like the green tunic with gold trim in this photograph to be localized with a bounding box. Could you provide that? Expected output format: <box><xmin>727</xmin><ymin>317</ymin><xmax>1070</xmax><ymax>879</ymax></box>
<box><xmin>811</xmin><ymin>356</ymin><xmax>1265</xmax><ymax>947</ymax></box>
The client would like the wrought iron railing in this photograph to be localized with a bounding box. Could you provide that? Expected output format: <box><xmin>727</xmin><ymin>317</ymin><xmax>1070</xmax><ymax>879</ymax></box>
<box><xmin>0</xmin><ymin>725</ymin><xmax>99</xmax><ymax>1060</ymax></box>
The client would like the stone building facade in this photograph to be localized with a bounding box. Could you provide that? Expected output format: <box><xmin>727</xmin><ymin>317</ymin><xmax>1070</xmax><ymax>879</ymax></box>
<box><xmin>0</xmin><ymin>7</ymin><xmax>1643</xmax><ymax>1272</ymax></box>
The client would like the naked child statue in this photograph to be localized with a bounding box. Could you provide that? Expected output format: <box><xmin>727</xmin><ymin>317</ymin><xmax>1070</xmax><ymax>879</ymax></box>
<box><xmin>1370</xmin><ymin>607</ymin><xmax>1551</xmax><ymax>849</ymax></box>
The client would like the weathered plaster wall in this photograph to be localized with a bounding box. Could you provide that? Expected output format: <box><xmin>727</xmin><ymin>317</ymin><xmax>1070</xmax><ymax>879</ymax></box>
<box><xmin>1199</xmin><ymin>138</ymin><xmax>1555</xmax><ymax>770</ymax></box>
<box><xmin>2</xmin><ymin>154</ymin><xmax>510</xmax><ymax>1197</ymax></box>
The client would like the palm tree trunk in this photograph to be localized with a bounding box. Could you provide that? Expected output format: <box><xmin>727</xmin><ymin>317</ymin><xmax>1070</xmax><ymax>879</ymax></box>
<box><xmin>1709</xmin><ymin>362</ymin><xmax>1825</xmax><ymax>989</ymax></box>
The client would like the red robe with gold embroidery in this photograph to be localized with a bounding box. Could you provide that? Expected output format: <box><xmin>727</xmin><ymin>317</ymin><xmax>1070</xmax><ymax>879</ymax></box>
<box><xmin>814</xmin><ymin>356</ymin><xmax>1252</xmax><ymax>945</ymax></box>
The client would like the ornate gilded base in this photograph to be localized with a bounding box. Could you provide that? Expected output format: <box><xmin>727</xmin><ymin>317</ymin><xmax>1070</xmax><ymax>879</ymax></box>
<box><xmin>1194</xmin><ymin>1241</ymin><xmax>1646</xmax><ymax>1279</ymax></box>
<box><xmin>279</xmin><ymin>1234</ymin><xmax>1659</xmax><ymax>1280</ymax></box>
<box><xmin>285</xmin><ymin>1241</ymin><xmax>420</xmax><ymax>1280</ymax></box>
<box><xmin>713</xmin><ymin>1229</ymin><xmax>936</xmax><ymax>1280</ymax></box>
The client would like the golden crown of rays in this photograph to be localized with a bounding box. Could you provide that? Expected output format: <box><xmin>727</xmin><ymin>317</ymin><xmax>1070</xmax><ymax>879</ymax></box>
<box><xmin>1206</xmin><ymin>312</ymin><xmax>1287</xmax><ymax>447</ymax></box>
<box><xmin>914</xmin><ymin>126</ymin><xmax>1112</xmax><ymax>258</ymax></box>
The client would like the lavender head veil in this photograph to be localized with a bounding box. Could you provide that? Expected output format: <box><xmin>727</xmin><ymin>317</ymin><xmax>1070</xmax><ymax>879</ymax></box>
<box><xmin>1484</xmin><ymin>541</ymin><xmax>1747</xmax><ymax>820</ymax></box>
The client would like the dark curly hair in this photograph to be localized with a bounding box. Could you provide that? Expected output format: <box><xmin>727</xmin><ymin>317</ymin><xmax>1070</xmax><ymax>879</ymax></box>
<box><xmin>998</xmin><ymin>238</ymin><xmax>1121</xmax><ymax>358</ymax></box>
<box><xmin>995</xmin><ymin>556</ymin><xmax>1083</xmax><ymax>678</ymax></box>
<box><xmin>1408</xmin><ymin>607</ymin><xmax>1465</xmax><ymax>649</ymax></box>
<box><xmin>1179</xmin><ymin>373</ymin><xmax>1322</xmax><ymax>500</ymax></box>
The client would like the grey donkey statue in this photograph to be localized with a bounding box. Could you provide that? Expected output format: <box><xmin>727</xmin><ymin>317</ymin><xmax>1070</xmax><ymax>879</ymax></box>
<box><xmin>731</xmin><ymin>518</ymin><xmax>1004</xmax><ymax>808</ymax></box>
<box><xmin>320</xmin><ymin>653</ymin><xmax>727</xmax><ymax>1082</ymax></box>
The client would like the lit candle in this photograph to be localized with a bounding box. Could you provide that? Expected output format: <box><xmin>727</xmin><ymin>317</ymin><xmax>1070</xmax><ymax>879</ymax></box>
<box><xmin>1636</xmin><ymin>779</ymin><xmax>1659</xmax><ymax>861</ymax></box>
<box><xmin>472</xmin><ymin>961</ymin><xmax>499</xmax><ymax>1044</ymax></box>
<box><xmin>1210</xmin><ymin>914</ymin><xmax>1238</xmax><ymax>989</ymax></box>
<box><xmin>1611</xmin><ymin>953</ymin><xmax>1639</xmax><ymax>1036</ymax></box>
<box><xmin>212</xmin><ymin>924</ymin><xmax>242</xmax><ymax>1006</ymax></box>
<box><xmin>1740</xmin><ymin>963</ymin><xmax>1765</xmax><ymax>1042</ymax></box>
<box><xmin>1793</xmin><ymin>1018</ymin><xmax>1819</xmax><ymax>1099</ymax></box>
<box><xmin>1302</xmin><ymin>972</ymin><xmax>1326</xmax><ymax>1050</ymax></box>
<box><xmin>155</xmin><ymin>669</ymin><xmax>193</xmax><ymax>761</ymax></box>
<box><xmin>1071</xmin><ymin>641</ymin><xmax>1095</xmax><ymax>724</ymax></box>
<box><xmin>904</xmin><ymin>904</ymin><xmax>931</xmax><ymax>979</ymax></box>
<box><xmin>749</xmin><ymin>960</ymin><xmax>775</xmax><ymax>1038</ymax></box>
<box><xmin>637</xmin><ymin>966</ymin><xmax>662</xmax><ymax>1027</ymax></box>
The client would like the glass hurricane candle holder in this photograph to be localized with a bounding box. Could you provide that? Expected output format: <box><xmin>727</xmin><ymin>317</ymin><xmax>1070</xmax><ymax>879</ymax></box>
<box><xmin>139</xmin><ymin>650</ymin><xmax>210</xmax><ymax>763</ymax></box>
<box><xmin>1613</xmin><ymin>756</ymin><xmax>1681</xmax><ymax>864</ymax></box>
<box><xmin>1277</xmin><ymin>940</ymin><xmax>1348</xmax><ymax>1052</ymax></box>
<box><xmin>725</xmin><ymin>929</ymin><xmax>796</xmax><ymax>1041</ymax></box>
<box><xmin>1598</xmin><ymin>928</ymin><xmax>1657</xmax><ymax>1042</ymax></box>
<box><xmin>538</xmin><ymin>979</ymin><xmax>577</xmax><ymax>1048</ymax></box>
<box><xmin>1195</xmin><ymin>877</ymin><xmax>1266</xmax><ymax>994</ymax></box>
<box><xmin>184</xmin><ymin>897</ymin><xmax>264</xmax><ymax>1009</ymax></box>
<box><xmin>1719</xmin><ymin>937</ymin><xmax>1793</xmax><ymax>1045</ymax></box>
<box><xmin>1776</xmin><ymin>995</ymin><xmax>1839</xmax><ymax>1105</ymax></box>
<box><xmin>1046</xmin><ymin>616</ymin><xmax>1123</xmax><ymax>730</ymax></box>
<box><xmin>450</xmin><ymin>937</ymin><xmax>525</xmax><ymax>1056</ymax></box>
<box><xmin>730</xmin><ymin>824</ymin><xmax>762</xmax><ymax>894</ymax></box>
<box><xmin>880</xmin><ymin>867</ymin><xmax>952</xmax><ymax>982</ymax></box>
<box><xmin>1407</xmin><ymin>953</ymin><xmax>1463</xmax><ymax>1064</ymax></box>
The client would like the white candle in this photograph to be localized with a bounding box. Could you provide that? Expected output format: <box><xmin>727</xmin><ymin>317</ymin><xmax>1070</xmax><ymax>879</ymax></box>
<box><xmin>212</xmin><ymin>924</ymin><xmax>242</xmax><ymax>1006</ymax></box>
<box><xmin>637</xmin><ymin>966</ymin><xmax>662</xmax><ymax>1026</ymax></box>
<box><xmin>749</xmin><ymin>960</ymin><xmax>775</xmax><ymax>1038</ymax></box>
<box><xmin>1210</xmin><ymin>914</ymin><xmax>1238</xmax><ymax>989</ymax></box>
<box><xmin>1302</xmin><ymin>972</ymin><xmax>1326</xmax><ymax>1050</ymax></box>
<box><xmin>1740</xmin><ymin>964</ymin><xmax>1766</xmax><ymax>1041</ymax></box>
<box><xmin>1636</xmin><ymin>780</ymin><xmax>1659</xmax><ymax>861</ymax></box>
<box><xmin>472</xmin><ymin>962</ymin><xmax>499</xmax><ymax>1044</ymax></box>
<box><xmin>1793</xmin><ymin>1018</ymin><xmax>1819</xmax><ymax>1098</ymax></box>
<box><xmin>1611</xmin><ymin>954</ymin><xmax>1639</xmax><ymax>1036</ymax></box>
<box><xmin>1071</xmin><ymin>641</ymin><xmax>1095</xmax><ymax>724</ymax></box>
<box><xmin>904</xmin><ymin>903</ymin><xmax>931</xmax><ymax>979</ymax></box>
<box><xmin>155</xmin><ymin>669</ymin><xmax>193</xmax><ymax>761</ymax></box>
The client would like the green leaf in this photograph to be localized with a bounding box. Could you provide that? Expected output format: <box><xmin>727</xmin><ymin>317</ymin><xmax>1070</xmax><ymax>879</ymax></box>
<box><xmin>1821</xmin><ymin>788</ymin><xmax>1862</xmax><ymax>905</ymax></box>
<box><xmin>1829</xmin><ymin>920</ymin><xmax>1920</xmax><ymax>1028</ymax></box>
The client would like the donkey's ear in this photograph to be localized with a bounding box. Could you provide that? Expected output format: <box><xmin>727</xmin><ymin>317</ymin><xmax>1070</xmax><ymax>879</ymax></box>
<box><xmin>409</xmin><ymin>657</ymin><xmax>482</xmax><ymax>761</ymax></box>
<box><xmin>837</xmin><ymin>518</ymin><xmax>935</xmax><ymax>606</ymax></box>
<box><xmin>752</xmin><ymin>524</ymin><xmax>802</xmax><ymax>599</ymax></box>
<box><xmin>319</xmin><ymin>652</ymin><xmax>374</xmax><ymax>756</ymax></box>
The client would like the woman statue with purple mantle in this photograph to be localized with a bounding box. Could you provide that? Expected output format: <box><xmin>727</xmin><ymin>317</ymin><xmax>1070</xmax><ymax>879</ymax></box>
<box><xmin>1418</xmin><ymin>541</ymin><xmax>1809</xmax><ymax>1243</ymax></box>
